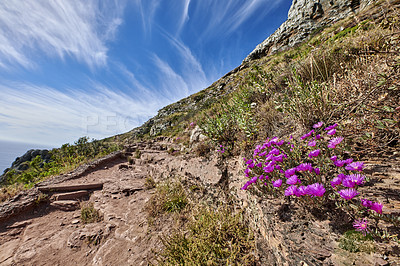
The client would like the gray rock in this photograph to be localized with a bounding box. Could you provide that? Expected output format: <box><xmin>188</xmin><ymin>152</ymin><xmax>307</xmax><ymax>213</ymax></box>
<box><xmin>244</xmin><ymin>0</ymin><xmax>371</xmax><ymax>62</ymax></box>
<box><xmin>190</xmin><ymin>126</ymin><xmax>207</xmax><ymax>144</ymax></box>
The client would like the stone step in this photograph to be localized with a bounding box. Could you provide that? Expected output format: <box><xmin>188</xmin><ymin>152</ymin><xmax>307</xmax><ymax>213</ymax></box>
<box><xmin>50</xmin><ymin>190</ymin><xmax>89</xmax><ymax>201</ymax></box>
<box><xmin>37</xmin><ymin>183</ymin><xmax>103</xmax><ymax>192</ymax></box>
<box><xmin>50</xmin><ymin>200</ymin><xmax>79</xmax><ymax>211</ymax></box>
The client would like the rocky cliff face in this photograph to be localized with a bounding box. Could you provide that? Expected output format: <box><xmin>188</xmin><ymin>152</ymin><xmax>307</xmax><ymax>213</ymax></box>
<box><xmin>244</xmin><ymin>0</ymin><xmax>373</xmax><ymax>62</ymax></box>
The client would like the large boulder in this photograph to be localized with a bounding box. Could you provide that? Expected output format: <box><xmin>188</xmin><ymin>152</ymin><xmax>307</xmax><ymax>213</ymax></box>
<box><xmin>190</xmin><ymin>126</ymin><xmax>207</xmax><ymax>144</ymax></box>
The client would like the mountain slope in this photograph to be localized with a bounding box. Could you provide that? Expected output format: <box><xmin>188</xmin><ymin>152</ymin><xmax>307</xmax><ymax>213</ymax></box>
<box><xmin>0</xmin><ymin>0</ymin><xmax>399</xmax><ymax>264</ymax></box>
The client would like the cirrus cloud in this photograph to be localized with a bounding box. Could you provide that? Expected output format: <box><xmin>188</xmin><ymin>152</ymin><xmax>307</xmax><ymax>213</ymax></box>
<box><xmin>0</xmin><ymin>0</ymin><xmax>126</xmax><ymax>69</ymax></box>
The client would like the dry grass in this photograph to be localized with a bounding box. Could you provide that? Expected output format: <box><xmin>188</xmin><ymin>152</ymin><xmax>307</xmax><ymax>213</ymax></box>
<box><xmin>146</xmin><ymin>181</ymin><xmax>188</xmax><ymax>217</ymax></box>
<box><xmin>0</xmin><ymin>183</ymin><xmax>26</xmax><ymax>203</ymax></box>
<box><xmin>157</xmin><ymin>206</ymin><xmax>256</xmax><ymax>265</ymax></box>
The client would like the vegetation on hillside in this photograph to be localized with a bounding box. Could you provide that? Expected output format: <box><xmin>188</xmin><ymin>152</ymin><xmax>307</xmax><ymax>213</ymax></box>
<box><xmin>134</xmin><ymin>0</ymin><xmax>399</xmax><ymax>161</ymax></box>
<box><xmin>141</xmin><ymin>1</ymin><xmax>400</xmax><ymax>262</ymax></box>
<box><xmin>0</xmin><ymin>137</ymin><xmax>121</xmax><ymax>202</ymax></box>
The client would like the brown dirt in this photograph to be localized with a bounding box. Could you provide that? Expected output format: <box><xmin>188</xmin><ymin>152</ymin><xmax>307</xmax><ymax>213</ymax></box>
<box><xmin>0</xmin><ymin>142</ymin><xmax>179</xmax><ymax>266</ymax></box>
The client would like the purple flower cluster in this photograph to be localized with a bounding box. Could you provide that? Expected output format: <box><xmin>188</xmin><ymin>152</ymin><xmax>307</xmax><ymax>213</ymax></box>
<box><xmin>328</xmin><ymin>137</ymin><xmax>344</xmax><ymax>149</ymax></box>
<box><xmin>284</xmin><ymin>183</ymin><xmax>326</xmax><ymax>197</ymax></box>
<box><xmin>331</xmin><ymin>173</ymin><xmax>365</xmax><ymax>188</ymax></box>
<box><xmin>241</xmin><ymin>121</ymin><xmax>385</xmax><ymax>220</ymax></box>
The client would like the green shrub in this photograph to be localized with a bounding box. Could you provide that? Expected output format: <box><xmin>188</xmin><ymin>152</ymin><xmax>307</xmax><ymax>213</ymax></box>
<box><xmin>339</xmin><ymin>230</ymin><xmax>375</xmax><ymax>253</ymax></box>
<box><xmin>199</xmin><ymin>86</ymin><xmax>258</xmax><ymax>151</ymax></box>
<box><xmin>80</xmin><ymin>202</ymin><xmax>102</xmax><ymax>224</ymax></box>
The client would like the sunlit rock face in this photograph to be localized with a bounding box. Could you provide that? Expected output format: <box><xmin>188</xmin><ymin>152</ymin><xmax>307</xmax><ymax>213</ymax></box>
<box><xmin>244</xmin><ymin>0</ymin><xmax>372</xmax><ymax>62</ymax></box>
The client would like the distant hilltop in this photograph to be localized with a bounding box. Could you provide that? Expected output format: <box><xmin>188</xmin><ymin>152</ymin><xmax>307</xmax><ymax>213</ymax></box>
<box><xmin>244</xmin><ymin>0</ymin><xmax>373</xmax><ymax>62</ymax></box>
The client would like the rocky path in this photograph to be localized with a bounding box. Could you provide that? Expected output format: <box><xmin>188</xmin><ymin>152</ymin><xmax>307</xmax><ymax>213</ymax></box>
<box><xmin>0</xmin><ymin>140</ymin><xmax>399</xmax><ymax>265</ymax></box>
<box><xmin>0</xmin><ymin>142</ymin><xmax>183</xmax><ymax>266</ymax></box>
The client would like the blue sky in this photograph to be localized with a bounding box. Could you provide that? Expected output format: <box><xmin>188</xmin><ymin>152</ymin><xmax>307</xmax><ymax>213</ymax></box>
<box><xmin>0</xmin><ymin>0</ymin><xmax>291</xmax><ymax>147</ymax></box>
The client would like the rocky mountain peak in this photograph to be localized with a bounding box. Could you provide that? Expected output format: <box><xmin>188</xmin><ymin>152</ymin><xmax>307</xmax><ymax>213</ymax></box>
<box><xmin>244</xmin><ymin>0</ymin><xmax>373</xmax><ymax>62</ymax></box>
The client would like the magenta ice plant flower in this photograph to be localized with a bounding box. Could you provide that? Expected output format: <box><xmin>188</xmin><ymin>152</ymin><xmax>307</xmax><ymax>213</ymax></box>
<box><xmin>273</xmin><ymin>154</ymin><xmax>284</xmax><ymax>162</ymax></box>
<box><xmin>361</xmin><ymin>199</ymin><xmax>383</xmax><ymax>214</ymax></box>
<box><xmin>265</xmin><ymin>154</ymin><xmax>274</xmax><ymax>161</ymax></box>
<box><xmin>353</xmin><ymin>218</ymin><xmax>370</xmax><ymax>236</ymax></box>
<box><xmin>334</xmin><ymin>160</ymin><xmax>347</xmax><ymax>167</ymax></box>
<box><xmin>308</xmin><ymin>149</ymin><xmax>321</xmax><ymax>158</ymax></box>
<box><xmin>325</xmin><ymin>123</ymin><xmax>338</xmax><ymax>131</ymax></box>
<box><xmin>347</xmin><ymin>174</ymin><xmax>365</xmax><ymax>186</ymax></box>
<box><xmin>328</xmin><ymin>137</ymin><xmax>344</xmax><ymax>149</ymax></box>
<box><xmin>250</xmin><ymin>176</ymin><xmax>258</xmax><ymax>183</ymax></box>
<box><xmin>284</xmin><ymin>185</ymin><xmax>298</xmax><ymax>196</ymax></box>
<box><xmin>306</xmin><ymin>183</ymin><xmax>326</xmax><ymax>197</ymax></box>
<box><xmin>327</xmin><ymin>128</ymin><xmax>336</xmax><ymax>135</ymax></box>
<box><xmin>295</xmin><ymin>186</ymin><xmax>307</xmax><ymax>197</ymax></box>
<box><xmin>314</xmin><ymin>167</ymin><xmax>320</xmax><ymax>175</ymax></box>
<box><xmin>270</xmin><ymin>148</ymin><xmax>280</xmax><ymax>155</ymax></box>
<box><xmin>308</xmin><ymin>140</ymin><xmax>316</xmax><ymax>147</ymax></box>
<box><xmin>331</xmin><ymin>177</ymin><xmax>342</xmax><ymax>188</ymax></box>
<box><xmin>287</xmin><ymin>175</ymin><xmax>300</xmax><ymax>185</ymax></box>
<box><xmin>263</xmin><ymin>165</ymin><xmax>274</xmax><ymax>173</ymax></box>
<box><xmin>272</xmin><ymin>179</ymin><xmax>283</xmax><ymax>188</ymax></box>
<box><xmin>297</xmin><ymin>163</ymin><xmax>313</xmax><ymax>172</ymax></box>
<box><xmin>370</xmin><ymin>202</ymin><xmax>383</xmax><ymax>214</ymax></box>
<box><xmin>285</xmin><ymin>168</ymin><xmax>297</xmax><ymax>178</ymax></box>
<box><xmin>241</xmin><ymin>183</ymin><xmax>249</xmax><ymax>190</ymax></box>
<box><xmin>301</xmin><ymin>129</ymin><xmax>315</xmax><ymax>140</ymax></box>
<box><xmin>342</xmin><ymin>177</ymin><xmax>356</xmax><ymax>188</ymax></box>
<box><xmin>343</xmin><ymin>158</ymin><xmax>353</xmax><ymax>164</ymax></box>
<box><xmin>258</xmin><ymin>151</ymin><xmax>267</xmax><ymax>157</ymax></box>
<box><xmin>338</xmin><ymin>188</ymin><xmax>359</xmax><ymax>200</ymax></box>
<box><xmin>345</xmin><ymin>161</ymin><xmax>364</xmax><ymax>171</ymax></box>
<box><xmin>361</xmin><ymin>198</ymin><xmax>372</xmax><ymax>208</ymax></box>
<box><xmin>276</xmin><ymin>140</ymin><xmax>285</xmax><ymax>146</ymax></box>
<box><xmin>313</xmin><ymin>121</ymin><xmax>324</xmax><ymax>128</ymax></box>
<box><xmin>330</xmin><ymin>155</ymin><xmax>338</xmax><ymax>161</ymax></box>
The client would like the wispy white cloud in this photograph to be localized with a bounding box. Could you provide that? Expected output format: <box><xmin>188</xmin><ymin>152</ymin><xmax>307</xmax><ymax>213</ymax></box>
<box><xmin>176</xmin><ymin>0</ymin><xmax>191</xmax><ymax>35</ymax></box>
<box><xmin>0</xmin><ymin>0</ymin><xmax>126</xmax><ymax>69</ymax></box>
<box><xmin>151</xmin><ymin>54</ymin><xmax>189</xmax><ymax>100</ymax></box>
<box><xmin>133</xmin><ymin>0</ymin><xmax>161</xmax><ymax>36</ymax></box>
<box><xmin>158</xmin><ymin>29</ymin><xmax>208</xmax><ymax>91</ymax></box>
<box><xmin>0</xmin><ymin>81</ymin><xmax>158</xmax><ymax>146</ymax></box>
<box><xmin>195</xmin><ymin>0</ymin><xmax>283</xmax><ymax>38</ymax></box>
